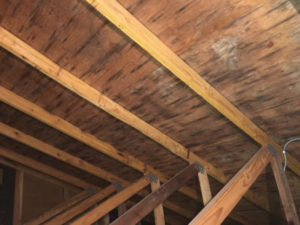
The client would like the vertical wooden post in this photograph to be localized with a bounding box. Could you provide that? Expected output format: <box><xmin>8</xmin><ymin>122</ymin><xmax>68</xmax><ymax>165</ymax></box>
<box><xmin>269</xmin><ymin>145</ymin><xmax>300</xmax><ymax>225</ymax></box>
<box><xmin>151</xmin><ymin>179</ymin><xmax>165</xmax><ymax>225</ymax></box>
<box><xmin>13</xmin><ymin>170</ymin><xmax>24</xmax><ymax>225</ymax></box>
<box><xmin>198</xmin><ymin>167</ymin><xmax>212</xmax><ymax>205</ymax></box>
<box><xmin>99</xmin><ymin>214</ymin><xmax>110</xmax><ymax>225</ymax></box>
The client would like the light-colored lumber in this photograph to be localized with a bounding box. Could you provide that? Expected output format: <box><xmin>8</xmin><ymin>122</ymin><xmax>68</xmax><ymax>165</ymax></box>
<box><xmin>0</xmin><ymin>26</ymin><xmax>225</xmax><ymax>183</ymax></box>
<box><xmin>0</xmin><ymin>147</ymin><xmax>191</xmax><ymax>222</ymax></box>
<box><xmin>151</xmin><ymin>179</ymin><xmax>165</xmax><ymax>225</ymax></box>
<box><xmin>111</xmin><ymin>164</ymin><xmax>199</xmax><ymax>225</ymax></box>
<box><xmin>24</xmin><ymin>191</ymin><xmax>90</xmax><ymax>225</ymax></box>
<box><xmin>0</xmin><ymin>122</ymin><xmax>126</xmax><ymax>184</ymax></box>
<box><xmin>44</xmin><ymin>184</ymin><xmax>115</xmax><ymax>225</ymax></box>
<box><xmin>71</xmin><ymin>175</ymin><xmax>150</xmax><ymax>225</ymax></box>
<box><xmin>198</xmin><ymin>170</ymin><xmax>212</xmax><ymax>205</ymax></box>
<box><xmin>0</xmin><ymin>146</ymin><xmax>96</xmax><ymax>190</ymax></box>
<box><xmin>82</xmin><ymin>0</ymin><xmax>300</xmax><ymax>179</ymax></box>
<box><xmin>269</xmin><ymin>145</ymin><xmax>300</xmax><ymax>225</ymax></box>
<box><xmin>13</xmin><ymin>170</ymin><xmax>24</xmax><ymax>225</ymax></box>
<box><xmin>0</xmin><ymin>86</ymin><xmax>200</xmax><ymax>202</ymax></box>
<box><xmin>189</xmin><ymin>147</ymin><xmax>272</xmax><ymax>225</ymax></box>
<box><xmin>0</xmin><ymin>29</ymin><xmax>270</xmax><ymax>214</ymax></box>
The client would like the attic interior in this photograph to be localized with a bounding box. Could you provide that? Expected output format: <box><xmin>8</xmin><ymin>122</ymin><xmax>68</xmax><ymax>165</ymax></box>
<box><xmin>0</xmin><ymin>0</ymin><xmax>299</xmax><ymax>224</ymax></box>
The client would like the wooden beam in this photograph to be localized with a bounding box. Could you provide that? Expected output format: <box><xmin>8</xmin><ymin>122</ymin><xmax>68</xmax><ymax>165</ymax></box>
<box><xmin>0</xmin><ymin>156</ymin><xmax>80</xmax><ymax>194</ymax></box>
<box><xmin>0</xmin><ymin>26</ymin><xmax>225</xmax><ymax>183</ymax></box>
<box><xmin>71</xmin><ymin>175</ymin><xmax>151</xmax><ymax>225</ymax></box>
<box><xmin>98</xmin><ymin>214</ymin><xmax>110</xmax><ymax>225</ymax></box>
<box><xmin>0</xmin><ymin>122</ymin><xmax>126</xmax><ymax>185</ymax></box>
<box><xmin>0</xmin><ymin>135</ymin><xmax>197</xmax><ymax>223</ymax></box>
<box><xmin>13</xmin><ymin>170</ymin><xmax>23</xmax><ymax>225</ymax></box>
<box><xmin>0</xmin><ymin>146</ymin><xmax>96</xmax><ymax>190</ymax></box>
<box><xmin>110</xmin><ymin>163</ymin><xmax>199</xmax><ymax>225</ymax></box>
<box><xmin>0</xmin><ymin>86</ymin><xmax>200</xmax><ymax>203</ymax></box>
<box><xmin>24</xmin><ymin>190</ymin><xmax>90</xmax><ymax>225</ymax></box>
<box><xmin>198</xmin><ymin>169</ymin><xmax>212</xmax><ymax>206</ymax></box>
<box><xmin>0</xmin><ymin>30</ymin><xmax>270</xmax><ymax>214</ymax></box>
<box><xmin>82</xmin><ymin>0</ymin><xmax>300</xmax><ymax>179</ymax></box>
<box><xmin>151</xmin><ymin>179</ymin><xmax>166</xmax><ymax>225</ymax></box>
<box><xmin>269</xmin><ymin>145</ymin><xmax>300</xmax><ymax>225</ymax></box>
<box><xmin>189</xmin><ymin>147</ymin><xmax>272</xmax><ymax>225</ymax></box>
<box><xmin>44</xmin><ymin>184</ymin><xmax>116</xmax><ymax>225</ymax></box>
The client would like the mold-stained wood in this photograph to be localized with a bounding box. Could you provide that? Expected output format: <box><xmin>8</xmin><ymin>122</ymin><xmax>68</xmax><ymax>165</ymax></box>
<box><xmin>0</xmin><ymin>0</ymin><xmax>299</xmax><ymax>224</ymax></box>
<box><xmin>0</xmin><ymin>26</ymin><xmax>270</xmax><ymax>215</ymax></box>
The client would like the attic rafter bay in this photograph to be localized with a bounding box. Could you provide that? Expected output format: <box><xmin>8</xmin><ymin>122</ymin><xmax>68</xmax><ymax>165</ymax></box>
<box><xmin>0</xmin><ymin>27</ymin><xmax>270</xmax><ymax>213</ymax></box>
<box><xmin>83</xmin><ymin>0</ymin><xmax>300</xmax><ymax>177</ymax></box>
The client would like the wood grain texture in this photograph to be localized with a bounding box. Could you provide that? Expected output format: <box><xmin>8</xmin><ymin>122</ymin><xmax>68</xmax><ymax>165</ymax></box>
<box><xmin>44</xmin><ymin>184</ymin><xmax>115</xmax><ymax>225</ymax></box>
<box><xmin>83</xmin><ymin>0</ymin><xmax>300</xmax><ymax>179</ymax></box>
<box><xmin>0</xmin><ymin>122</ymin><xmax>126</xmax><ymax>184</ymax></box>
<box><xmin>24</xmin><ymin>191</ymin><xmax>90</xmax><ymax>225</ymax></box>
<box><xmin>270</xmin><ymin>146</ymin><xmax>300</xmax><ymax>225</ymax></box>
<box><xmin>110</xmin><ymin>164</ymin><xmax>199</xmax><ymax>225</ymax></box>
<box><xmin>13</xmin><ymin>170</ymin><xmax>23</xmax><ymax>225</ymax></box>
<box><xmin>189</xmin><ymin>147</ymin><xmax>272</xmax><ymax>225</ymax></box>
<box><xmin>151</xmin><ymin>179</ymin><xmax>166</xmax><ymax>225</ymax></box>
<box><xmin>0</xmin><ymin>146</ymin><xmax>96</xmax><ymax>190</ymax></box>
<box><xmin>0</xmin><ymin>25</ymin><xmax>270</xmax><ymax>214</ymax></box>
<box><xmin>71</xmin><ymin>175</ymin><xmax>150</xmax><ymax>225</ymax></box>
<box><xmin>0</xmin><ymin>86</ymin><xmax>200</xmax><ymax>202</ymax></box>
<box><xmin>198</xmin><ymin>170</ymin><xmax>212</xmax><ymax>206</ymax></box>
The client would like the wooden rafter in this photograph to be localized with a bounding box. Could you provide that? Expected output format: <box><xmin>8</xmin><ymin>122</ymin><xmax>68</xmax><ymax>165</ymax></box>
<box><xmin>0</xmin><ymin>86</ymin><xmax>199</xmax><ymax>202</ymax></box>
<box><xmin>0</xmin><ymin>146</ymin><xmax>96</xmax><ymax>190</ymax></box>
<box><xmin>110</xmin><ymin>164</ymin><xmax>199</xmax><ymax>225</ymax></box>
<box><xmin>0</xmin><ymin>27</ymin><xmax>270</xmax><ymax>214</ymax></box>
<box><xmin>71</xmin><ymin>175</ymin><xmax>151</xmax><ymax>225</ymax></box>
<box><xmin>0</xmin><ymin>122</ymin><xmax>126</xmax><ymax>184</ymax></box>
<box><xmin>0</xmin><ymin>126</ymin><xmax>197</xmax><ymax>222</ymax></box>
<box><xmin>24</xmin><ymin>191</ymin><xmax>90</xmax><ymax>225</ymax></box>
<box><xmin>82</xmin><ymin>0</ymin><xmax>300</xmax><ymax>178</ymax></box>
<box><xmin>44</xmin><ymin>185</ymin><xmax>116</xmax><ymax>225</ymax></box>
<box><xmin>189</xmin><ymin>147</ymin><xmax>271</xmax><ymax>225</ymax></box>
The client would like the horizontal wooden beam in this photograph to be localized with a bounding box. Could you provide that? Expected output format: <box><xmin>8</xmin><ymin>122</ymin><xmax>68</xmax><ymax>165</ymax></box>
<box><xmin>44</xmin><ymin>184</ymin><xmax>116</xmax><ymax>225</ymax></box>
<box><xmin>0</xmin><ymin>122</ymin><xmax>126</xmax><ymax>184</ymax></box>
<box><xmin>0</xmin><ymin>28</ymin><xmax>270</xmax><ymax>215</ymax></box>
<box><xmin>24</xmin><ymin>190</ymin><xmax>90</xmax><ymax>225</ymax></box>
<box><xmin>83</xmin><ymin>0</ymin><xmax>300</xmax><ymax>179</ymax></box>
<box><xmin>0</xmin><ymin>146</ymin><xmax>95</xmax><ymax>190</ymax></box>
<box><xmin>269</xmin><ymin>145</ymin><xmax>300</xmax><ymax>225</ymax></box>
<box><xmin>189</xmin><ymin>147</ymin><xmax>272</xmax><ymax>225</ymax></box>
<box><xmin>71</xmin><ymin>175</ymin><xmax>151</xmax><ymax>225</ymax></box>
<box><xmin>111</xmin><ymin>163</ymin><xmax>199</xmax><ymax>225</ymax></box>
<box><xmin>0</xmin><ymin>86</ymin><xmax>200</xmax><ymax>203</ymax></box>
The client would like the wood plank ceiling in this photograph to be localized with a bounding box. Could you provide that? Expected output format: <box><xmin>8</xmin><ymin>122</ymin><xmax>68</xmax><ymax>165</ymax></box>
<box><xmin>0</xmin><ymin>0</ymin><xmax>299</xmax><ymax>224</ymax></box>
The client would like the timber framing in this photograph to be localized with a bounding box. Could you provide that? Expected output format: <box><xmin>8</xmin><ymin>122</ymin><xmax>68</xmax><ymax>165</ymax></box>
<box><xmin>0</xmin><ymin>27</ymin><xmax>270</xmax><ymax>214</ymax></box>
<box><xmin>0</xmin><ymin>127</ymin><xmax>200</xmax><ymax>222</ymax></box>
<box><xmin>189</xmin><ymin>146</ymin><xmax>299</xmax><ymax>225</ymax></box>
<box><xmin>83</xmin><ymin>0</ymin><xmax>300</xmax><ymax>178</ymax></box>
<box><xmin>71</xmin><ymin>175</ymin><xmax>151</xmax><ymax>225</ymax></box>
<box><xmin>110</xmin><ymin>163</ymin><xmax>200</xmax><ymax>225</ymax></box>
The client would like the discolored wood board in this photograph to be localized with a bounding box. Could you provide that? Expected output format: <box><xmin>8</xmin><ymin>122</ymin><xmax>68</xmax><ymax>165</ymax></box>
<box><xmin>0</xmin><ymin>0</ymin><xmax>299</xmax><ymax>224</ymax></box>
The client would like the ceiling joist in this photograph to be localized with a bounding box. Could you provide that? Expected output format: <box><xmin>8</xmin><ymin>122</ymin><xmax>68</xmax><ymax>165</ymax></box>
<box><xmin>0</xmin><ymin>27</ymin><xmax>269</xmax><ymax>213</ymax></box>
